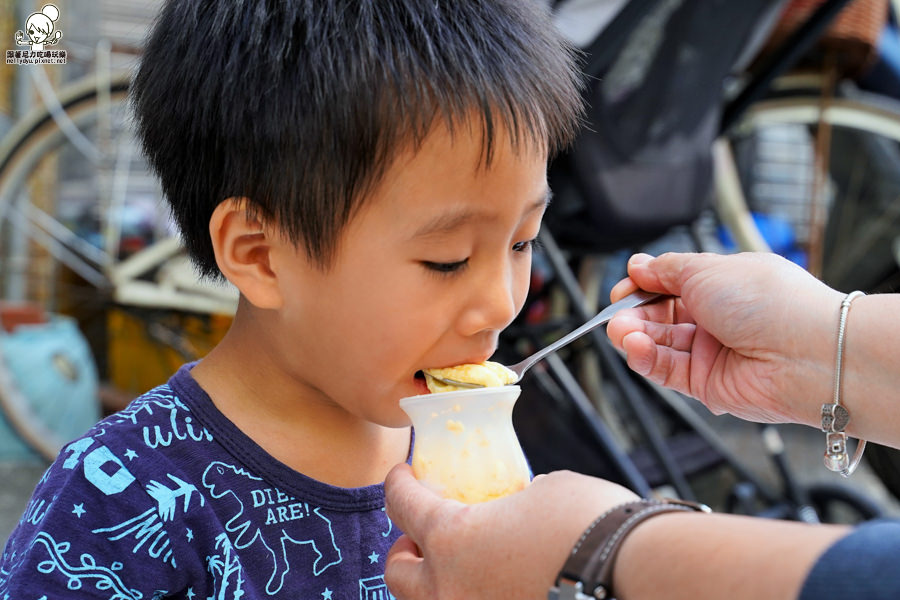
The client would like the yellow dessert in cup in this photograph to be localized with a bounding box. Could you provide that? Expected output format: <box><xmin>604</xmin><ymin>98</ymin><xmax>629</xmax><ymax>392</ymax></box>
<box><xmin>402</xmin><ymin>362</ymin><xmax>528</xmax><ymax>503</ymax></box>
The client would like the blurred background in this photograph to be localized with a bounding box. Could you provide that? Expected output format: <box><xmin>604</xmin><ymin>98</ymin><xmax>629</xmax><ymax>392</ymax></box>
<box><xmin>0</xmin><ymin>0</ymin><xmax>239</xmax><ymax>543</ymax></box>
<box><xmin>3</xmin><ymin>0</ymin><xmax>900</xmax><ymax>547</ymax></box>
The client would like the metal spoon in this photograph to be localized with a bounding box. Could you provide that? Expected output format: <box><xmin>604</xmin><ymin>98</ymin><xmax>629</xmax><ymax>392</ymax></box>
<box><xmin>428</xmin><ymin>290</ymin><xmax>661</xmax><ymax>389</ymax></box>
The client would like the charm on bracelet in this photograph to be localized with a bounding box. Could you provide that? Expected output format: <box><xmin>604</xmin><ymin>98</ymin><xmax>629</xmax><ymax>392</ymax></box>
<box><xmin>821</xmin><ymin>402</ymin><xmax>866</xmax><ymax>477</ymax></box>
<box><xmin>822</xmin><ymin>403</ymin><xmax>851</xmax><ymax>472</ymax></box>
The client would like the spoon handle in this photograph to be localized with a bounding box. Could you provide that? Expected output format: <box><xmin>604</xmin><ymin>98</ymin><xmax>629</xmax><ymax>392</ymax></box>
<box><xmin>510</xmin><ymin>290</ymin><xmax>660</xmax><ymax>380</ymax></box>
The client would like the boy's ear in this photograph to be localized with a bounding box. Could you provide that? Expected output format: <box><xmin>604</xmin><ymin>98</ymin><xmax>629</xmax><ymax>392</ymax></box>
<box><xmin>209</xmin><ymin>198</ymin><xmax>283</xmax><ymax>310</ymax></box>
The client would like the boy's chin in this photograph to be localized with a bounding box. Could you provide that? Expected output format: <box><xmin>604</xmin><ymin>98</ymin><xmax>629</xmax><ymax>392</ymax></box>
<box><xmin>377</xmin><ymin>408</ymin><xmax>414</xmax><ymax>430</ymax></box>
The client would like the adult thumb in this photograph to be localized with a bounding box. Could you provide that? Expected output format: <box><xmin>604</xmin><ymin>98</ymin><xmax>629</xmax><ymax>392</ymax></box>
<box><xmin>384</xmin><ymin>463</ymin><xmax>442</xmax><ymax>539</ymax></box>
<box><xmin>626</xmin><ymin>252</ymin><xmax>710</xmax><ymax>297</ymax></box>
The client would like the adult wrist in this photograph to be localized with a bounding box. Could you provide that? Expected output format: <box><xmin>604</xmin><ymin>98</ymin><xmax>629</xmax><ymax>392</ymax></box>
<box><xmin>781</xmin><ymin>286</ymin><xmax>844</xmax><ymax>430</ymax></box>
<box><xmin>548</xmin><ymin>498</ymin><xmax>710</xmax><ymax>600</ymax></box>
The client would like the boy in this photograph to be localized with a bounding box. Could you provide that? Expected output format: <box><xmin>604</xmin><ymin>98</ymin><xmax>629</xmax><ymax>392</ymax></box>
<box><xmin>0</xmin><ymin>0</ymin><xmax>582</xmax><ymax>597</ymax></box>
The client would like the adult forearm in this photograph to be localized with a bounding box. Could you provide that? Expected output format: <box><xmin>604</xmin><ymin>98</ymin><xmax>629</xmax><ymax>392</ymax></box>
<box><xmin>786</xmin><ymin>292</ymin><xmax>900</xmax><ymax>447</ymax></box>
<box><xmin>838</xmin><ymin>294</ymin><xmax>900</xmax><ymax>448</ymax></box>
<box><xmin>741</xmin><ymin>289</ymin><xmax>900</xmax><ymax>449</ymax></box>
<box><xmin>613</xmin><ymin>512</ymin><xmax>849</xmax><ymax>600</ymax></box>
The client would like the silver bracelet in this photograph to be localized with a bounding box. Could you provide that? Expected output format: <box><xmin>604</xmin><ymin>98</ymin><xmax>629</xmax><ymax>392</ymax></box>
<box><xmin>821</xmin><ymin>290</ymin><xmax>866</xmax><ymax>478</ymax></box>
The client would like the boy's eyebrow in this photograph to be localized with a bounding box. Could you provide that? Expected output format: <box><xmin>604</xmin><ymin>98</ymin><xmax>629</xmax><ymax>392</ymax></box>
<box><xmin>411</xmin><ymin>188</ymin><xmax>553</xmax><ymax>239</ymax></box>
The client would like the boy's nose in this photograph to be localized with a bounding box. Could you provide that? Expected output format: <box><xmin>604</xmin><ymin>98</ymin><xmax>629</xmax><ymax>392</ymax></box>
<box><xmin>457</xmin><ymin>266</ymin><xmax>519</xmax><ymax>337</ymax></box>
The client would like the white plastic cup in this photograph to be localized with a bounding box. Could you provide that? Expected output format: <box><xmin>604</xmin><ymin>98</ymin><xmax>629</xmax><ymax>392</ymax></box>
<box><xmin>399</xmin><ymin>385</ymin><xmax>530</xmax><ymax>503</ymax></box>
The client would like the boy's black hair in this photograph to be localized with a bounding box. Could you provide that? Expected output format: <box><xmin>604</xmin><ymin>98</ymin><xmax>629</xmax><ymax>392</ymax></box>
<box><xmin>132</xmin><ymin>0</ymin><xmax>583</xmax><ymax>277</ymax></box>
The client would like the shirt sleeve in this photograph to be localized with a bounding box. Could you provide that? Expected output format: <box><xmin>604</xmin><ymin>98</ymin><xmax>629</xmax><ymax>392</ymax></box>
<box><xmin>0</xmin><ymin>435</ymin><xmax>193</xmax><ymax>597</ymax></box>
<box><xmin>798</xmin><ymin>519</ymin><xmax>900</xmax><ymax>600</ymax></box>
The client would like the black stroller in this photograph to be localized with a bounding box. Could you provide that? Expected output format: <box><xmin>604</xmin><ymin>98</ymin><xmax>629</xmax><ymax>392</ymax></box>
<box><xmin>504</xmin><ymin>0</ymin><xmax>887</xmax><ymax>521</ymax></box>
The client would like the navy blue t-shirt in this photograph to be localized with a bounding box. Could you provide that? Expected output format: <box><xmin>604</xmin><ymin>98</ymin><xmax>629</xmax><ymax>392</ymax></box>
<box><xmin>0</xmin><ymin>363</ymin><xmax>405</xmax><ymax>599</ymax></box>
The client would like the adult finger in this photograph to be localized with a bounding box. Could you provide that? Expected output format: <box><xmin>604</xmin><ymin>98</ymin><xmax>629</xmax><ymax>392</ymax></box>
<box><xmin>626</xmin><ymin>252</ymin><xmax>714</xmax><ymax>297</ymax></box>
<box><xmin>609</xmin><ymin>275</ymin><xmax>639</xmax><ymax>303</ymax></box>
<box><xmin>384</xmin><ymin>463</ymin><xmax>441</xmax><ymax>541</ymax></box>
<box><xmin>386</xmin><ymin>533</ymin><xmax>421</xmax><ymax>562</ymax></box>
<box><xmin>610</xmin><ymin>254</ymin><xmax>659</xmax><ymax>301</ymax></box>
<box><xmin>385</xmin><ymin>534</ymin><xmax>425</xmax><ymax>600</ymax></box>
<box><xmin>607</xmin><ymin>314</ymin><xmax>696</xmax><ymax>353</ymax></box>
<box><xmin>620</xmin><ymin>331</ymin><xmax>693</xmax><ymax>394</ymax></box>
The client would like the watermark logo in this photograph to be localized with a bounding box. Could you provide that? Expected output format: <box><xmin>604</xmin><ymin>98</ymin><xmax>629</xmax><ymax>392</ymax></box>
<box><xmin>7</xmin><ymin>4</ymin><xmax>66</xmax><ymax>65</ymax></box>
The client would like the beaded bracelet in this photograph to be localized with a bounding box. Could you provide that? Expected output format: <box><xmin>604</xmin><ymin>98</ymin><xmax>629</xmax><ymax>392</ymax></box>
<box><xmin>821</xmin><ymin>290</ymin><xmax>866</xmax><ymax>478</ymax></box>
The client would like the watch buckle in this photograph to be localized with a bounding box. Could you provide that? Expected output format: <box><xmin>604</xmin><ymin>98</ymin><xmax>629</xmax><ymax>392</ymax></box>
<box><xmin>548</xmin><ymin>577</ymin><xmax>595</xmax><ymax>600</ymax></box>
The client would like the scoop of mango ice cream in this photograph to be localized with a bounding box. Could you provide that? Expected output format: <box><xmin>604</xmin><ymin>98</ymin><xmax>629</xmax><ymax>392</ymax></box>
<box><xmin>423</xmin><ymin>361</ymin><xmax>517</xmax><ymax>393</ymax></box>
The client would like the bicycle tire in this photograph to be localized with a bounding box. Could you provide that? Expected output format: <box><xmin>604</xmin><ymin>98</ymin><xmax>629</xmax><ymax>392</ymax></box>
<box><xmin>807</xmin><ymin>482</ymin><xmax>885</xmax><ymax>523</ymax></box>
<box><xmin>0</xmin><ymin>70</ymin><xmax>134</xmax><ymax>300</ymax></box>
<box><xmin>0</xmin><ymin>72</ymin><xmax>131</xmax><ymax>184</ymax></box>
<box><xmin>725</xmin><ymin>90</ymin><xmax>900</xmax><ymax>292</ymax></box>
<box><xmin>0</xmin><ymin>69</ymin><xmax>237</xmax><ymax>314</ymax></box>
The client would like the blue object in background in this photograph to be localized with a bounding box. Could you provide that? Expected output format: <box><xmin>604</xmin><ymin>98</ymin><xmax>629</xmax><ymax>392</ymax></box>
<box><xmin>718</xmin><ymin>212</ymin><xmax>808</xmax><ymax>268</ymax></box>
<box><xmin>0</xmin><ymin>316</ymin><xmax>100</xmax><ymax>462</ymax></box>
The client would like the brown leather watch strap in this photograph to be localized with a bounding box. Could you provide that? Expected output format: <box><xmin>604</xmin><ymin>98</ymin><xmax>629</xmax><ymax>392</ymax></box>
<box><xmin>549</xmin><ymin>498</ymin><xmax>710</xmax><ymax>600</ymax></box>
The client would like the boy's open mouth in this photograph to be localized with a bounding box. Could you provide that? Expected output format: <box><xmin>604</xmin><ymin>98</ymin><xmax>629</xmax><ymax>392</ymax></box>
<box><xmin>413</xmin><ymin>370</ymin><xmax>430</xmax><ymax>394</ymax></box>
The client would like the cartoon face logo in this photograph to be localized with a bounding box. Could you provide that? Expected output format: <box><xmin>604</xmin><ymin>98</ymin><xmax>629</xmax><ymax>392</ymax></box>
<box><xmin>15</xmin><ymin>4</ymin><xmax>63</xmax><ymax>51</ymax></box>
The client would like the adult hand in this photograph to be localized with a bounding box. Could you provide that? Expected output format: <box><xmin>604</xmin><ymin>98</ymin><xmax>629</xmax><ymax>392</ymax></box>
<box><xmin>607</xmin><ymin>252</ymin><xmax>843</xmax><ymax>428</ymax></box>
<box><xmin>384</xmin><ymin>464</ymin><xmax>638</xmax><ymax>600</ymax></box>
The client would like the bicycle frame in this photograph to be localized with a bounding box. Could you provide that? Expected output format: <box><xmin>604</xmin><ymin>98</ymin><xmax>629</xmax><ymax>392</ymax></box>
<box><xmin>0</xmin><ymin>68</ymin><xmax>238</xmax><ymax>315</ymax></box>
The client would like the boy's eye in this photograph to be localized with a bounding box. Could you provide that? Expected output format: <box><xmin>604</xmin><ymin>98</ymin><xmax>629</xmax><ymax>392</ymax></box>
<box><xmin>512</xmin><ymin>238</ymin><xmax>539</xmax><ymax>253</ymax></box>
<box><xmin>422</xmin><ymin>258</ymin><xmax>469</xmax><ymax>275</ymax></box>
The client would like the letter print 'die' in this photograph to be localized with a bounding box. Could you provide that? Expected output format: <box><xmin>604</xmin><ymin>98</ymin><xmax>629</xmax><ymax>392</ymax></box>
<box><xmin>202</xmin><ymin>461</ymin><xmax>343</xmax><ymax>592</ymax></box>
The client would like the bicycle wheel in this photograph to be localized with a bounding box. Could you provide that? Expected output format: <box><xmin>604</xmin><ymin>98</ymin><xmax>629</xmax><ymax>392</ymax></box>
<box><xmin>0</xmin><ymin>69</ymin><xmax>138</xmax><ymax>311</ymax></box>
<box><xmin>723</xmin><ymin>86</ymin><xmax>900</xmax><ymax>292</ymax></box>
<box><xmin>0</xmin><ymin>69</ymin><xmax>235</xmax><ymax>367</ymax></box>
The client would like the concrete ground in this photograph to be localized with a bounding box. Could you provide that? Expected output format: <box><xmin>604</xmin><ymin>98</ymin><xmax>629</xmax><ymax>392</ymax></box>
<box><xmin>0</xmin><ymin>460</ymin><xmax>48</xmax><ymax>544</ymax></box>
